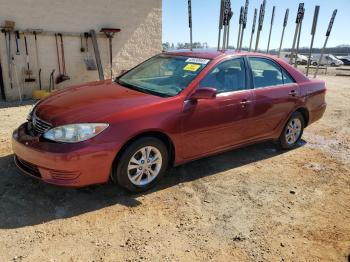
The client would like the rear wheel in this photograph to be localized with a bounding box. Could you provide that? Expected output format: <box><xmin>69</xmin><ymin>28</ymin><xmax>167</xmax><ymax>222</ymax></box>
<box><xmin>312</xmin><ymin>62</ymin><xmax>318</xmax><ymax>66</ymax></box>
<box><xmin>279</xmin><ymin>112</ymin><xmax>304</xmax><ymax>149</ymax></box>
<box><xmin>112</xmin><ymin>137</ymin><xmax>169</xmax><ymax>192</ymax></box>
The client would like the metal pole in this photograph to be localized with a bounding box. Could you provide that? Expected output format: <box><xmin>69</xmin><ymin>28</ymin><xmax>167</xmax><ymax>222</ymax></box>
<box><xmin>278</xmin><ymin>8</ymin><xmax>289</xmax><ymax>57</ymax></box>
<box><xmin>237</xmin><ymin>24</ymin><xmax>242</xmax><ymax>50</ymax></box>
<box><xmin>226</xmin><ymin>10</ymin><xmax>233</xmax><ymax>49</ymax></box>
<box><xmin>290</xmin><ymin>23</ymin><xmax>299</xmax><ymax>64</ymax></box>
<box><xmin>217</xmin><ymin>0</ymin><xmax>224</xmax><ymax>50</ymax></box>
<box><xmin>306</xmin><ymin>6</ymin><xmax>320</xmax><ymax>76</ymax></box>
<box><xmin>188</xmin><ymin>0</ymin><xmax>193</xmax><ymax>50</ymax></box>
<box><xmin>314</xmin><ymin>9</ymin><xmax>337</xmax><ymax>78</ymax></box>
<box><xmin>290</xmin><ymin>3</ymin><xmax>304</xmax><ymax>65</ymax></box>
<box><xmin>294</xmin><ymin>20</ymin><xmax>303</xmax><ymax>68</ymax></box>
<box><xmin>237</xmin><ymin>6</ymin><xmax>244</xmax><ymax>50</ymax></box>
<box><xmin>239</xmin><ymin>0</ymin><xmax>249</xmax><ymax>50</ymax></box>
<box><xmin>239</xmin><ymin>26</ymin><xmax>244</xmax><ymax>50</ymax></box>
<box><xmin>249</xmin><ymin>8</ymin><xmax>257</xmax><ymax>52</ymax></box>
<box><xmin>226</xmin><ymin>23</ymin><xmax>230</xmax><ymax>49</ymax></box>
<box><xmin>255</xmin><ymin>0</ymin><xmax>266</xmax><ymax>52</ymax></box>
<box><xmin>314</xmin><ymin>37</ymin><xmax>329</xmax><ymax>77</ymax></box>
<box><xmin>222</xmin><ymin>0</ymin><xmax>231</xmax><ymax>50</ymax></box>
<box><xmin>266</xmin><ymin>6</ymin><xmax>275</xmax><ymax>53</ymax></box>
<box><xmin>222</xmin><ymin>25</ymin><xmax>227</xmax><ymax>50</ymax></box>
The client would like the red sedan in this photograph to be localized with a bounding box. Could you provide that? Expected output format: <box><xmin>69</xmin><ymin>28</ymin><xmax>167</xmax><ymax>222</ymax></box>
<box><xmin>12</xmin><ymin>50</ymin><xmax>326</xmax><ymax>192</ymax></box>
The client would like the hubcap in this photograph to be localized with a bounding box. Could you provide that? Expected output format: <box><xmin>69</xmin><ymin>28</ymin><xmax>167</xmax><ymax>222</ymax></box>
<box><xmin>285</xmin><ymin>118</ymin><xmax>302</xmax><ymax>145</ymax></box>
<box><xmin>127</xmin><ymin>146</ymin><xmax>162</xmax><ymax>186</ymax></box>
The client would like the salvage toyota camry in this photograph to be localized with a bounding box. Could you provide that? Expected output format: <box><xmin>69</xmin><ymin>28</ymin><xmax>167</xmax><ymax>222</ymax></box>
<box><xmin>12</xmin><ymin>50</ymin><xmax>326</xmax><ymax>192</ymax></box>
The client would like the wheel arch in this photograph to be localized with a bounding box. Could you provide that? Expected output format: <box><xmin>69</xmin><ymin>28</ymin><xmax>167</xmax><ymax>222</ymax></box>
<box><xmin>295</xmin><ymin>107</ymin><xmax>310</xmax><ymax>127</ymax></box>
<box><xmin>112</xmin><ymin>130</ymin><xmax>176</xmax><ymax>171</ymax></box>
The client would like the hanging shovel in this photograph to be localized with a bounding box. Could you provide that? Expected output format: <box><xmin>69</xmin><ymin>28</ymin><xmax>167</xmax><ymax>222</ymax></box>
<box><xmin>83</xmin><ymin>32</ymin><xmax>97</xmax><ymax>70</ymax></box>
<box><xmin>55</xmin><ymin>33</ymin><xmax>70</xmax><ymax>84</ymax></box>
<box><xmin>24</xmin><ymin>34</ymin><xmax>36</xmax><ymax>82</ymax></box>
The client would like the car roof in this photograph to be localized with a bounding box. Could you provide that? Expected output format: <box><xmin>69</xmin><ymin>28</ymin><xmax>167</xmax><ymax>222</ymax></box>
<box><xmin>164</xmin><ymin>48</ymin><xmax>278</xmax><ymax>60</ymax></box>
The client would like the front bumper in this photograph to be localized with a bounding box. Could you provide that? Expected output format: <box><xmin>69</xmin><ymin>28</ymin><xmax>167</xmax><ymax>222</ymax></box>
<box><xmin>12</xmin><ymin>123</ymin><xmax>117</xmax><ymax>187</ymax></box>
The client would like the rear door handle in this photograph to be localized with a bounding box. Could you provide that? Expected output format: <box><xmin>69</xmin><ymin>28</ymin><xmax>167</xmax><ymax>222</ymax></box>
<box><xmin>289</xmin><ymin>90</ymin><xmax>297</xmax><ymax>96</ymax></box>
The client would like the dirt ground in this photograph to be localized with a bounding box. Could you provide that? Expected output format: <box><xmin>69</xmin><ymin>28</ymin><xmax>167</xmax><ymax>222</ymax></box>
<box><xmin>0</xmin><ymin>75</ymin><xmax>349</xmax><ymax>262</ymax></box>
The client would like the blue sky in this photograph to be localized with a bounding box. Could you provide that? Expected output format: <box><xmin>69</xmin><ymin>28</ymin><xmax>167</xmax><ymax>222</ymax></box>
<box><xmin>162</xmin><ymin>0</ymin><xmax>349</xmax><ymax>49</ymax></box>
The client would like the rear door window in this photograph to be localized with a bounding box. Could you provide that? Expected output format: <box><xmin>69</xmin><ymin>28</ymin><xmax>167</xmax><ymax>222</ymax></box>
<box><xmin>248</xmin><ymin>57</ymin><xmax>295</xmax><ymax>88</ymax></box>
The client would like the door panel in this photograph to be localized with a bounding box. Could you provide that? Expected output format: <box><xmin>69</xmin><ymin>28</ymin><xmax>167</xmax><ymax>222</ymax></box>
<box><xmin>250</xmin><ymin>83</ymin><xmax>299</xmax><ymax>138</ymax></box>
<box><xmin>247</xmin><ymin>56</ymin><xmax>300</xmax><ymax>139</ymax></box>
<box><xmin>181</xmin><ymin>90</ymin><xmax>253</xmax><ymax>159</ymax></box>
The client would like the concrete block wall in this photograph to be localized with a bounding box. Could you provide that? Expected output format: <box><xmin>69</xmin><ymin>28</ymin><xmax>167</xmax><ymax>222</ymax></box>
<box><xmin>0</xmin><ymin>0</ymin><xmax>162</xmax><ymax>101</ymax></box>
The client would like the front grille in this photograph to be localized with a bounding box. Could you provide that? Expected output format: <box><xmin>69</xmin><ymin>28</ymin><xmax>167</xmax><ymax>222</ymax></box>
<box><xmin>31</xmin><ymin>112</ymin><xmax>52</xmax><ymax>134</ymax></box>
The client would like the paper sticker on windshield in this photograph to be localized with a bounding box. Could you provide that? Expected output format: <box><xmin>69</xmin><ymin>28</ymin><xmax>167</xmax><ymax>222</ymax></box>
<box><xmin>185</xmin><ymin>58</ymin><xmax>210</xmax><ymax>64</ymax></box>
<box><xmin>183</xmin><ymin>64</ymin><xmax>201</xmax><ymax>72</ymax></box>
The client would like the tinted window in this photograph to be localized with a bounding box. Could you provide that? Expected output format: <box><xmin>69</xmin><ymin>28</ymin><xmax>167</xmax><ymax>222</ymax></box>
<box><xmin>249</xmin><ymin>57</ymin><xmax>283</xmax><ymax>88</ymax></box>
<box><xmin>118</xmin><ymin>55</ymin><xmax>209</xmax><ymax>97</ymax></box>
<box><xmin>282</xmin><ymin>70</ymin><xmax>294</xmax><ymax>84</ymax></box>
<box><xmin>249</xmin><ymin>57</ymin><xmax>295</xmax><ymax>88</ymax></box>
<box><xmin>199</xmin><ymin>58</ymin><xmax>246</xmax><ymax>93</ymax></box>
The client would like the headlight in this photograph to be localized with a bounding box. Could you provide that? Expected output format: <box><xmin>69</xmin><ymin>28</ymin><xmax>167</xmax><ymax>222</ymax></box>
<box><xmin>43</xmin><ymin>123</ymin><xmax>109</xmax><ymax>143</ymax></box>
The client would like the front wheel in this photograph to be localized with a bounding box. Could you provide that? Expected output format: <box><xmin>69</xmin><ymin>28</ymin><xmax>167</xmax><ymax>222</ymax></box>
<box><xmin>112</xmin><ymin>137</ymin><xmax>169</xmax><ymax>192</ymax></box>
<box><xmin>279</xmin><ymin>112</ymin><xmax>305</xmax><ymax>149</ymax></box>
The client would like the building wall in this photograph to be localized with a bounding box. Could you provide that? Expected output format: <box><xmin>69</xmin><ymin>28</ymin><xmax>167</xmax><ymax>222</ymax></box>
<box><xmin>0</xmin><ymin>0</ymin><xmax>162</xmax><ymax>100</ymax></box>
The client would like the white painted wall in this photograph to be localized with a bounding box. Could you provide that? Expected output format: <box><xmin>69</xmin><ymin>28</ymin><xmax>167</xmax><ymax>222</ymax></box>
<box><xmin>0</xmin><ymin>0</ymin><xmax>162</xmax><ymax>100</ymax></box>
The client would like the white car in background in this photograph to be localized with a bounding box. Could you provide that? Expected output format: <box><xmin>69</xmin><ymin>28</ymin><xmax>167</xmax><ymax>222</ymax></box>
<box><xmin>280</xmin><ymin>52</ymin><xmax>308</xmax><ymax>65</ymax></box>
<box><xmin>311</xmin><ymin>54</ymin><xmax>344</xmax><ymax>67</ymax></box>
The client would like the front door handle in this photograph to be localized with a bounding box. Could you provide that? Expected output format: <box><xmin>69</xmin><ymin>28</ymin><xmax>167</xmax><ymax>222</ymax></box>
<box><xmin>240</xmin><ymin>99</ymin><xmax>251</xmax><ymax>108</ymax></box>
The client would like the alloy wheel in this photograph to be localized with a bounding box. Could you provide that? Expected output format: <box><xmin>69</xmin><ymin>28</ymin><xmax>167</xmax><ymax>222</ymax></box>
<box><xmin>127</xmin><ymin>146</ymin><xmax>163</xmax><ymax>186</ymax></box>
<box><xmin>285</xmin><ymin>118</ymin><xmax>302</xmax><ymax>145</ymax></box>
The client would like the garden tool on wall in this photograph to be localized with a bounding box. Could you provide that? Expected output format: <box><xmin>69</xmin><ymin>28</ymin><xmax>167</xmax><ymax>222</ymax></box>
<box><xmin>34</xmin><ymin>30</ymin><xmax>43</xmax><ymax>89</ymax></box>
<box><xmin>55</xmin><ymin>33</ymin><xmax>70</xmax><ymax>84</ymax></box>
<box><xmin>89</xmin><ymin>29</ymin><xmax>104</xmax><ymax>80</ymax></box>
<box><xmin>49</xmin><ymin>69</ymin><xmax>55</xmax><ymax>92</ymax></box>
<box><xmin>24</xmin><ymin>34</ymin><xmax>36</xmax><ymax>82</ymax></box>
<box><xmin>15</xmin><ymin>31</ymin><xmax>20</xmax><ymax>55</ymax></box>
<box><xmin>100</xmin><ymin>28</ymin><xmax>121</xmax><ymax>78</ymax></box>
<box><xmin>3</xmin><ymin>30</ymin><xmax>13</xmax><ymax>89</ymax></box>
<box><xmin>2</xmin><ymin>30</ymin><xmax>13</xmax><ymax>89</ymax></box>
<box><xmin>80</xmin><ymin>34</ymin><xmax>85</xmax><ymax>53</ymax></box>
<box><xmin>83</xmin><ymin>32</ymin><xmax>97</xmax><ymax>70</ymax></box>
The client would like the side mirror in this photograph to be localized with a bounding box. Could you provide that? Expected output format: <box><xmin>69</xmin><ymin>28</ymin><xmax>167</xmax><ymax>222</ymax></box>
<box><xmin>190</xmin><ymin>87</ymin><xmax>217</xmax><ymax>100</ymax></box>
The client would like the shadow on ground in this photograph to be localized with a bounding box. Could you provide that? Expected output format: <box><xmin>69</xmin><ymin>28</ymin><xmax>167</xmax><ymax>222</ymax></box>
<box><xmin>0</xmin><ymin>140</ymin><xmax>305</xmax><ymax>229</ymax></box>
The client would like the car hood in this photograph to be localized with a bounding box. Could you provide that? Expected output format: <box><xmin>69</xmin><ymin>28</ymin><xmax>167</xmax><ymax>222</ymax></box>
<box><xmin>34</xmin><ymin>80</ymin><xmax>165</xmax><ymax>125</ymax></box>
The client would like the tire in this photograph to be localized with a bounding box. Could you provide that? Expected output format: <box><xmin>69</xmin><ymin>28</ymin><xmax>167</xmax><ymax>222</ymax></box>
<box><xmin>279</xmin><ymin>112</ymin><xmax>305</xmax><ymax>150</ymax></box>
<box><xmin>297</xmin><ymin>61</ymin><xmax>301</xmax><ymax>65</ymax></box>
<box><xmin>112</xmin><ymin>137</ymin><xmax>169</xmax><ymax>192</ymax></box>
<box><xmin>312</xmin><ymin>62</ymin><xmax>317</xmax><ymax>66</ymax></box>
<box><xmin>331</xmin><ymin>63</ymin><xmax>336</xmax><ymax>67</ymax></box>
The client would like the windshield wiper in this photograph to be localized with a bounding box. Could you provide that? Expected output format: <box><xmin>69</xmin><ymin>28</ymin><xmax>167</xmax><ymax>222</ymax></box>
<box><xmin>115</xmin><ymin>79</ymin><xmax>170</xmax><ymax>98</ymax></box>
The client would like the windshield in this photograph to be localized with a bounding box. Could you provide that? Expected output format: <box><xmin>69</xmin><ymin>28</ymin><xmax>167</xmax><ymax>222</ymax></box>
<box><xmin>328</xmin><ymin>54</ymin><xmax>337</xmax><ymax>60</ymax></box>
<box><xmin>116</xmin><ymin>55</ymin><xmax>210</xmax><ymax>97</ymax></box>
